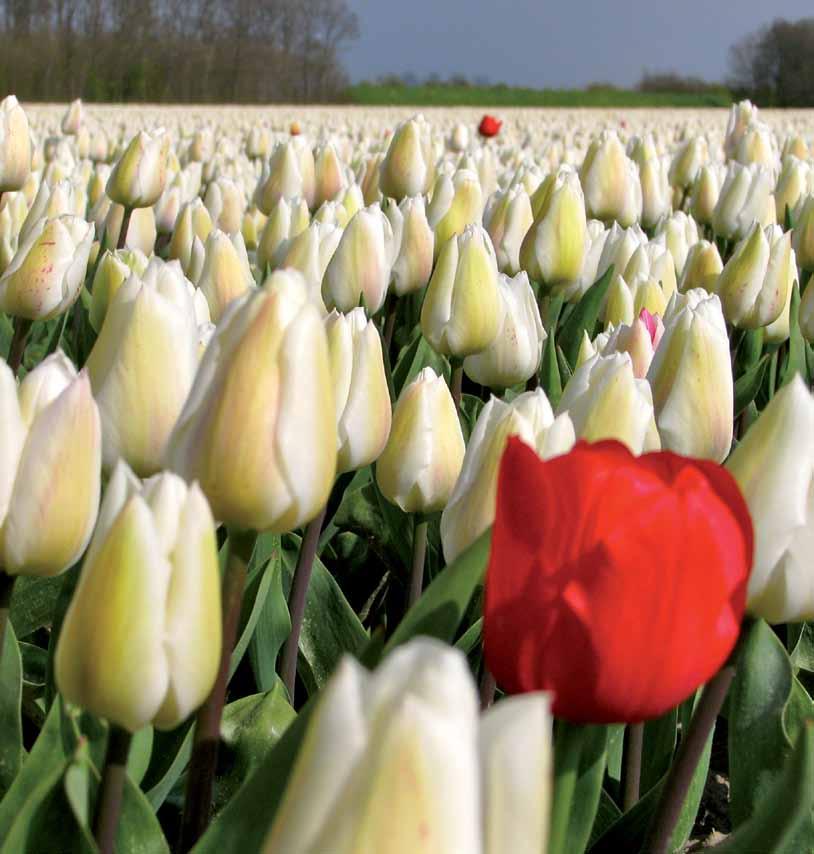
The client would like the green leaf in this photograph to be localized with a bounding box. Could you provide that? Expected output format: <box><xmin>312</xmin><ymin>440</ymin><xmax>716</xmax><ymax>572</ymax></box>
<box><xmin>565</xmin><ymin>725</ymin><xmax>608</xmax><ymax>854</ymax></box>
<box><xmin>0</xmin><ymin>621</ymin><xmax>22</xmax><ymax>798</ymax></box>
<box><xmin>589</xmin><ymin>692</ymin><xmax>713</xmax><ymax>854</ymax></box>
<box><xmin>384</xmin><ymin>529</ymin><xmax>491</xmax><ymax>653</ymax></box>
<box><xmin>640</xmin><ymin>709</ymin><xmax>678</xmax><ymax>795</ymax></box>
<box><xmin>214</xmin><ymin>685</ymin><xmax>296</xmax><ymax>812</ymax></box>
<box><xmin>734</xmin><ymin>354</ymin><xmax>769</xmax><ymax>416</ymax></box>
<box><xmin>729</xmin><ymin>619</ymin><xmax>793</xmax><ymax>827</ymax></box>
<box><xmin>556</xmin><ymin>344</ymin><xmax>573</xmax><ymax>386</ymax></box>
<box><xmin>9</xmin><ymin>575</ymin><xmax>64</xmax><ymax>639</ymax></box>
<box><xmin>281</xmin><ymin>546</ymin><xmax>368</xmax><ymax>695</ymax></box>
<box><xmin>588</xmin><ymin>790</ymin><xmax>623</xmax><ymax>848</ymax></box>
<box><xmin>540</xmin><ymin>330</ymin><xmax>562</xmax><ymax>408</ymax></box>
<box><xmin>788</xmin><ymin>623</ymin><xmax>814</xmax><ymax>672</ymax></box>
<box><xmin>0</xmin><ymin>702</ymin><xmax>66</xmax><ymax>840</ymax></box>
<box><xmin>193</xmin><ymin>701</ymin><xmax>316</xmax><ymax>854</ymax></box>
<box><xmin>559</xmin><ymin>265</ymin><xmax>614</xmax><ymax>368</ymax></box>
<box><xmin>249</xmin><ymin>537</ymin><xmax>290</xmax><ymax>692</ymax></box>
<box><xmin>391</xmin><ymin>329</ymin><xmax>448</xmax><ymax>396</ymax></box>
<box><xmin>714</xmin><ymin>721</ymin><xmax>814</xmax><ymax>854</ymax></box>
<box><xmin>781</xmin><ymin>281</ymin><xmax>806</xmax><ymax>387</ymax></box>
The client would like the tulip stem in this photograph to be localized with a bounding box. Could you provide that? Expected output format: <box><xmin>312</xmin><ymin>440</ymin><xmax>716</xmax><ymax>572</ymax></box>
<box><xmin>450</xmin><ymin>362</ymin><xmax>464</xmax><ymax>410</ymax></box>
<box><xmin>548</xmin><ymin>721</ymin><xmax>586</xmax><ymax>854</ymax></box>
<box><xmin>117</xmin><ymin>206</ymin><xmax>132</xmax><ymax>250</ymax></box>
<box><xmin>0</xmin><ymin>571</ymin><xmax>16</xmax><ymax>660</ymax></box>
<box><xmin>643</xmin><ymin>663</ymin><xmax>736</xmax><ymax>854</ymax></box>
<box><xmin>281</xmin><ymin>506</ymin><xmax>327</xmax><ymax>705</ymax></box>
<box><xmin>93</xmin><ymin>724</ymin><xmax>132</xmax><ymax>854</ymax></box>
<box><xmin>383</xmin><ymin>295</ymin><xmax>398</xmax><ymax>354</ymax></box>
<box><xmin>6</xmin><ymin>317</ymin><xmax>32</xmax><ymax>375</ymax></box>
<box><xmin>179</xmin><ymin>529</ymin><xmax>253</xmax><ymax>852</ymax></box>
<box><xmin>622</xmin><ymin>722</ymin><xmax>644</xmax><ymax>810</ymax></box>
<box><xmin>407</xmin><ymin>518</ymin><xmax>428</xmax><ymax>609</ymax></box>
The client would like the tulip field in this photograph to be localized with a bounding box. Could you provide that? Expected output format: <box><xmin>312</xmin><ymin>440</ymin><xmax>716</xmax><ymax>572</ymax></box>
<box><xmin>2</xmin><ymin>97</ymin><xmax>814</xmax><ymax>854</ymax></box>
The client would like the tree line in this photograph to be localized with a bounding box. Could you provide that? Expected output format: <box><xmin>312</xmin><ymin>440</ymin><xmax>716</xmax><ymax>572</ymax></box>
<box><xmin>0</xmin><ymin>0</ymin><xmax>359</xmax><ymax>103</ymax></box>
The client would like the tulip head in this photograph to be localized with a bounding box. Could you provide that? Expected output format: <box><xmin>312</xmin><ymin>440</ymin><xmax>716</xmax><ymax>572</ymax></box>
<box><xmin>167</xmin><ymin>271</ymin><xmax>336</xmax><ymax>532</ymax></box>
<box><xmin>385</xmin><ymin>195</ymin><xmax>434</xmax><ymax>296</ymax></box>
<box><xmin>106</xmin><ymin>129</ymin><xmax>170</xmax><ymax>209</ymax></box>
<box><xmin>322</xmin><ymin>204</ymin><xmax>394</xmax><ymax>315</ymax></box>
<box><xmin>727</xmin><ymin>377</ymin><xmax>814</xmax><ymax>623</ymax></box>
<box><xmin>580</xmin><ymin>131</ymin><xmax>642</xmax><ymax>227</ymax></box>
<box><xmin>420</xmin><ymin>224</ymin><xmax>502</xmax><ymax>358</ymax></box>
<box><xmin>483</xmin><ymin>185</ymin><xmax>534</xmax><ymax>276</ymax></box>
<box><xmin>376</xmin><ymin>367</ymin><xmax>465</xmax><ymax>514</ymax></box>
<box><xmin>0</xmin><ymin>355</ymin><xmax>101</xmax><ymax>577</ymax></box>
<box><xmin>647</xmin><ymin>290</ymin><xmax>733</xmax><ymax>461</ymax></box>
<box><xmin>558</xmin><ymin>351</ymin><xmax>660</xmax><ymax>454</ymax></box>
<box><xmin>198</xmin><ymin>229</ymin><xmax>255</xmax><ymax>323</ymax></box>
<box><xmin>427</xmin><ymin>168</ymin><xmax>483</xmax><ymax>253</ymax></box>
<box><xmin>0</xmin><ymin>96</ymin><xmax>31</xmax><ymax>193</ymax></box>
<box><xmin>55</xmin><ymin>465</ymin><xmax>221</xmax><ymax>731</ymax></box>
<box><xmin>325</xmin><ymin>308</ymin><xmax>392</xmax><ymax>473</ymax></box>
<box><xmin>463</xmin><ymin>271</ymin><xmax>544</xmax><ymax>389</ymax></box>
<box><xmin>379</xmin><ymin>115</ymin><xmax>435</xmax><ymax>201</ymax></box>
<box><xmin>0</xmin><ymin>214</ymin><xmax>93</xmax><ymax>320</ymax></box>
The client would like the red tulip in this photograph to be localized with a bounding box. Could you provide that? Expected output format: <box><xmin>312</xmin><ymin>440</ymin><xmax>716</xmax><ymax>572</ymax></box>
<box><xmin>484</xmin><ymin>438</ymin><xmax>752</xmax><ymax>723</ymax></box>
<box><xmin>478</xmin><ymin>115</ymin><xmax>502</xmax><ymax>138</ymax></box>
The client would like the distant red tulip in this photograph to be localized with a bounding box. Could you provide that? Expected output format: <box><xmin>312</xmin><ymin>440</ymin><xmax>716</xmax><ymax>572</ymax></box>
<box><xmin>478</xmin><ymin>115</ymin><xmax>502</xmax><ymax>138</ymax></box>
<box><xmin>484</xmin><ymin>438</ymin><xmax>752</xmax><ymax>723</ymax></box>
<box><xmin>290</xmin><ymin>121</ymin><xmax>302</xmax><ymax>136</ymax></box>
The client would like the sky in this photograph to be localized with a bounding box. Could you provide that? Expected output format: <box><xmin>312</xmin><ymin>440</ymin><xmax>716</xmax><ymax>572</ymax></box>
<box><xmin>343</xmin><ymin>0</ymin><xmax>813</xmax><ymax>88</ymax></box>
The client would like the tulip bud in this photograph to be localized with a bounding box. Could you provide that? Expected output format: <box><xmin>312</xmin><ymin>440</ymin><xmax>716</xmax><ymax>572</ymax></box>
<box><xmin>359</xmin><ymin>152</ymin><xmax>383</xmax><ymax>205</ymax></box>
<box><xmin>379</xmin><ymin>115</ymin><xmax>435</xmax><ymax>201</ymax></box>
<box><xmin>647</xmin><ymin>290</ymin><xmax>732</xmax><ymax>461</ymax></box>
<box><xmin>463</xmin><ymin>271</ymin><xmax>544</xmax><ymax>389</ymax></box>
<box><xmin>734</xmin><ymin>121</ymin><xmax>777</xmax><ymax>173</ymax></box>
<box><xmin>314</xmin><ymin>142</ymin><xmax>347</xmax><ymax>208</ymax></box>
<box><xmin>104</xmin><ymin>203</ymin><xmax>157</xmax><ymax>256</ymax></box>
<box><xmin>0</xmin><ymin>354</ymin><xmax>101</xmax><ymax>576</ymax></box>
<box><xmin>61</xmin><ymin>99</ymin><xmax>82</xmax><ymax>136</ymax></box>
<box><xmin>796</xmin><ymin>270</ymin><xmax>814</xmax><ymax>343</ymax></box>
<box><xmin>764</xmin><ymin>257</ymin><xmax>795</xmax><ymax>345</ymax></box>
<box><xmin>568</xmin><ymin>219</ymin><xmax>610</xmax><ymax>301</ymax></box>
<box><xmin>55</xmin><ymin>464</ymin><xmax>221</xmax><ymax>731</ymax></box>
<box><xmin>678</xmin><ymin>240</ymin><xmax>723</xmax><ymax>293</ymax></box>
<box><xmin>240</xmin><ymin>204</ymin><xmax>266</xmax><ymax>251</ymax></box>
<box><xmin>264</xmin><ymin>637</ymin><xmax>553</xmax><ymax>854</ymax></box>
<box><xmin>321</xmin><ymin>204</ymin><xmax>393</xmax><ymax>314</ymax></box>
<box><xmin>601</xmin><ymin>308</ymin><xmax>664</xmax><ymax>378</ymax></box>
<box><xmin>580</xmin><ymin>131</ymin><xmax>642</xmax><ymax>227</ymax></box>
<box><xmin>420</xmin><ymin>224</ymin><xmax>502</xmax><ymax>358</ymax></box>
<box><xmin>596</xmin><ymin>222</ymin><xmax>647</xmax><ymax>282</ymax></box>
<box><xmin>256</xmin><ymin>196</ymin><xmax>310</xmax><ymax>271</ymax></box>
<box><xmin>89</xmin><ymin>248</ymin><xmax>150</xmax><ymax>332</ymax></box>
<box><xmin>0</xmin><ymin>96</ymin><xmax>30</xmax><ymax>193</ymax></box>
<box><xmin>712</xmin><ymin>162</ymin><xmax>775</xmax><ymax>241</ymax></box>
<box><xmin>275</xmin><ymin>221</ymin><xmax>339</xmax><ymax>309</ymax></box>
<box><xmin>519</xmin><ymin>166</ymin><xmax>586</xmax><ymax>293</ymax></box>
<box><xmin>384</xmin><ymin>195</ymin><xmax>434</xmax><ymax>296</ymax></box>
<box><xmin>557</xmin><ymin>352</ymin><xmax>660</xmax><ymax>453</ymax></box>
<box><xmin>724</xmin><ymin>100</ymin><xmax>759</xmax><ymax>159</ymax></box>
<box><xmin>87</xmin><ymin>260</ymin><xmax>202</xmax><ymax>476</ymax></box>
<box><xmin>198</xmin><ymin>229</ymin><xmax>255</xmax><ymax>323</ymax></box>
<box><xmin>793</xmin><ymin>196</ymin><xmax>814</xmax><ymax>273</ymax></box>
<box><xmin>716</xmin><ymin>223</ymin><xmax>794</xmax><ymax>329</ymax></box>
<box><xmin>783</xmin><ymin>134</ymin><xmax>809</xmax><ymax>160</ymax></box>
<box><xmin>450</xmin><ymin>122</ymin><xmax>470</xmax><ymax>152</ymax></box>
<box><xmin>427</xmin><ymin>168</ymin><xmax>483</xmax><ymax>253</ymax></box>
<box><xmin>653</xmin><ymin>211</ymin><xmax>699</xmax><ymax>278</ymax></box>
<box><xmin>155</xmin><ymin>184</ymin><xmax>183</xmax><ymax>235</ymax></box>
<box><xmin>18</xmin><ymin>177</ymin><xmax>79</xmax><ymax>244</ymax></box>
<box><xmin>774</xmin><ymin>156</ymin><xmax>811</xmax><ymax>224</ymax></box>
<box><xmin>106</xmin><ymin>129</ymin><xmax>170</xmax><ymax>209</ymax></box>
<box><xmin>325</xmin><ymin>309</ymin><xmax>391</xmax><ymax>473</ymax></box>
<box><xmin>376</xmin><ymin>367</ymin><xmax>465</xmax><ymax>514</ymax></box>
<box><xmin>254</xmin><ymin>138</ymin><xmax>316</xmax><ymax>213</ymax></box>
<box><xmin>441</xmin><ymin>391</ymin><xmax>574</xmax><ymax>562</ymax></box>
<box><xmin>725</xmin><ymin>377</ymin><xmax>814</xmax><ymax>622</ymax></box>
<box><xmin>167</xmin><ymin>271</ymin><xmax>336</xmax><ymax>532</ymax></box>
<box><xmin>689</xmin><ymin>165</ymin><xmax>721</xmax><ymax>226</ymax></box>
<box><xmin>623</xmin><ymin>242</ymin><xmax>677</xmax><ymax>301</ymax></box>
<box><xmin>483</xmin><ymin>185</ymin><xmax>533</xmax><ymax>275</ymax></box>
<box><xmin>603</xmin><ymin>273</ymin><xmax>635</xmax><ymax>328</ymax></box>
<box><xmin>204</xmin><ymin>176</ymin><xmax>245</xmax><ymax>235</ymax></box>
<box><xmin>669</xmin><ymin>135</ymin><xmax>708</xmax><ymax>190</ymax></box>
<box><xmin>0</xmin><ymin>214</ymin><xmax>93</xmax><ymax>320</ymax></box>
